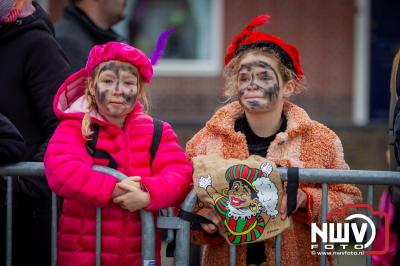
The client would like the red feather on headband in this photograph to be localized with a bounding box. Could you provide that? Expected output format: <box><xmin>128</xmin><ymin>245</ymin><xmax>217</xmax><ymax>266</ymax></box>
<box><xmin>233</xmin><ymin>14</ymin><xmax>270</xmax><ymax>47</ymax></box>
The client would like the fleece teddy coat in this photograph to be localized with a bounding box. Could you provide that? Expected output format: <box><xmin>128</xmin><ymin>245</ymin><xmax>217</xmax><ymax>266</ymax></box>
<box><xmin>186</xmin><ymin>101</ymin><xmax>362</xmax><ymax>266</ymax></box>
<box><xmin>44</xmin><ymin>82</ymin><xmax>192</xmax><ymax>265</ymax></box>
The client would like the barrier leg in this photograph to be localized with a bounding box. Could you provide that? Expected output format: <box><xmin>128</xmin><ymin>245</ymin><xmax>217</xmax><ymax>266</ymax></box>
<box><xmin>176</xmin><ymin>190</ymin><xmax>197</xmax><ymax>266</ymax></box>
<box><xmin>141</xmin><ymin>210</ymin><xmax>156</xmax><ymax>266</ymax></box>
<box><xmin>320</xmin><ymin>183</ymin><xmax>328</xmax><ymax>266</ymax></box>
<box><xmin>51</xmin><ymin>192</ymin><xmax>57</xmax><ymax>266</ymax></box>
<box><xmin>96</xmin><ymin>208</ymin><xmax>101</xmax><ymax>266</ymax></box>
<box><xmin>366</xmin><ymin>185</ymin><xmax>374</xmax><ymax>266</ymax></box>
<box><xmin>5</xmin><ymin>176</ymin><xmax>12</xmax><ymax>266</ymax></box>
<box><xmin>229</xmin><ymin>246</ymin><xmax>236</xmax><ymax>266</ymax></box>
<box><xmin>275</xmin><ymin>234</ymin><xmax>282</xmax><ymax>266</ymax></box>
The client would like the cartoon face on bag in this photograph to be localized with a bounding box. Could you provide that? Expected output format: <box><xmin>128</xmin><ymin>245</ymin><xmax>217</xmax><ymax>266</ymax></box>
<box><xmin>228</xmin><ymin>180</ymin><xmax>257</xmax><ymax>209</ymax></box>
<box><xmin>198</xmin><ymin>162</ymin><xmax>280</xmax><ymax>244</ymax></box>
<box><xmin>89</xmin><ymin>61</ymin><xmax>139</xmax><ymax>123</ymax></box>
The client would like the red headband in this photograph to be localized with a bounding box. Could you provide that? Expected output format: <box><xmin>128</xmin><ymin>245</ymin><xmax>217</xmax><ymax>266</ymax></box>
<box><xmin>224</xmin><ymin>14</ymin><xmax>304</xmax><ymax>80</ymax></box>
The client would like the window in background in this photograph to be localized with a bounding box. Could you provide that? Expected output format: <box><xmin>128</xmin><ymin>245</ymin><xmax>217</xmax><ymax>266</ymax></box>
<box><xmin>113</xmin><ymin>0</ymin><xmax>224</xmax><ymax>76</ymax></box>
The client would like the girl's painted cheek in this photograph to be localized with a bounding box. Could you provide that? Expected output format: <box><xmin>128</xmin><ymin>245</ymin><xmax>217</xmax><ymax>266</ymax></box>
<box><xmin>238</xmin><ymin>84</ymin><xmax>247</xmax><ymax>95</ymax></box>
<box><xmin>122</xmin><ymin>93</ymin><xmax>136</xmax><ymax>103</ymax></box>
<box><xmin>261</xmin><ymin>83</ymin><xmax>280</xmax><ymax>102</ymax></box>
<box><xmin>95</xmin><ymin>84</ymin><xmax>109</xmax><ymax>105</ymax></box>
<box><xmin>121</xmin><ymin>88</ymin><xmax>137</xmax><ymax>103</ymax></box>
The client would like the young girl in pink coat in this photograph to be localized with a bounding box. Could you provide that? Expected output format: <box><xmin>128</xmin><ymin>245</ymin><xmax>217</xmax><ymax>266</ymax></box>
<box><xmin>44</xmin><ymin>41</ymin><xmax>192</xmax><ymax>266</ymax></box>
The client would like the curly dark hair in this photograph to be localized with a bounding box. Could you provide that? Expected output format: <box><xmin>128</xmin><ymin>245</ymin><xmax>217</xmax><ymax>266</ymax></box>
<box><xmin>228</xmin><ymin>179</ymin><xmax>258</xmax><ymax>200</ymax></box>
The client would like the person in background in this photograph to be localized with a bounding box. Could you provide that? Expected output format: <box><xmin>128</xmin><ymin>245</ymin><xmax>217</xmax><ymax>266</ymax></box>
<box><xmin>0</xmin><ymin>0</ymin><xmax>70</xmax><ymax>265</ymax></box>
<box><xmin>0</xmin><ymin>113</ymin><xmax>26</xmax><ymax>266</ymax></box>
<box><xmin>0</xmin><ymin>113</ymin><xmax>25</xmax><ymax>165</ymax></box>
<box><xmin>56</xmin><ymin>0</ymin><xmax>127</xmax><ymax>72</ymax></box>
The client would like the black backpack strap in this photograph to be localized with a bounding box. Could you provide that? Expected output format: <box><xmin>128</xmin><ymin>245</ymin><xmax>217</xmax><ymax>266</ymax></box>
<box><xmin>150</xmin><ymin>118</ymin><xmax>163</xmax><ymax>165</ymax></box>
<box><xmin>286</xmin><ymin>167</ymin><xmax>299</xmax><ymax>217</ymax></box>
<box><xmin>86</xmin><ymin>124</ymin><xmax>118</xmax><ymax>169</ymax></box>
<box><xmin>86</xmin><ymin>119</ymin><xmax>162</xmax><ymax>169</ymax></box>
<box><xmin>86</xmin><ymin>124</ymin><xmax>99</xmax><ymax>156</ymax></box>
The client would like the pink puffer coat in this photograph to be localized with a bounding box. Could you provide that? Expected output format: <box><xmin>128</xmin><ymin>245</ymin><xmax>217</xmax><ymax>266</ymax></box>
<box><xmin>44</xmin><ymin>75</ymin><xmax>192</xmax><ymax>266</ymax></box>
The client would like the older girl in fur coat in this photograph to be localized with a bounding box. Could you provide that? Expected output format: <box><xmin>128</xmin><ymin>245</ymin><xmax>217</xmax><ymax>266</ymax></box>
<box><xmin>186</xmin><ymin>15</ymin><xmax>362</xmax><ymax>266</ymax></box>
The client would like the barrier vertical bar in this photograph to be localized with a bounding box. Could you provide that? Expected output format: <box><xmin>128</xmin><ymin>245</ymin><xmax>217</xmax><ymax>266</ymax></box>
<box><xmin>320</xmin><ymin>183</ymin><xmax>328</xmax><ymax>266</ymax></box>
<box><xmin>5</xmin><ymin>176</ymin><xmax>12</xmax><ymax>266</ymax></box>
<box><xmin>164</xmin><ymin>208</ymin><xmax>174</xmax><ymax>244</ymax></box>
<box><xmin>229</xmin><ymin>246</ymin><xmax>236</xmax><ymax>266</ymax></box>
<box><xmin>366</xmin><ymin>185</ymin><xmax>374</xmax><ymax>266</ymax></box>
<box><xmin>91</xmin><ymin>166</ymin><xmax>128</xmax><ymax>266</ymax></box>
<box><xmin>92</xmin><ymin>166</ymin><xmax>156</xmax><ymax>265</ymax></box>
<box><xmin>176</xmin><ymin>190</ymin><xmax>197</xmax><ymax>266</ymax></box>
<box><xmin>275</xmin><ymin>234</ymin><xmax>282</xmax><ymax>266</ymax></box>
<box><xmin>141</xmin><ymin>210</ymin><xmax>155</xmax><ymax>266</ymax></box>
<box><xmin>96</xmin><ymin>208</ymin><xmax>101</xmax><ymax>266</ymax></box>
<box><xmin>51</xmin><ymin>192</ymin><xmax>57</xmax><ymax>266</ymax></box>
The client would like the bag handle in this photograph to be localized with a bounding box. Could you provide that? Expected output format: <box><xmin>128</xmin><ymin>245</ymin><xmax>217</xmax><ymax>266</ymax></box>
<box><xmin>286</xmin><ymin>167</ymin><xmax>299</xmax><ymax>217</ymax></box>
<box><xmin>179</xmin><ymin>209</ymin><xmax>213</xmax><ymax>229</ymax></box>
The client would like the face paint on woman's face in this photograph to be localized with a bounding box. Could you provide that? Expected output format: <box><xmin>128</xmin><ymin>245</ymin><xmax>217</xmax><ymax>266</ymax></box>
<box><xmin>94</xmin><ymin>62</ymin><xmax>139</xmax><ymax>121</ymax></box>
<box><xmin>237</xmin><ymin>59</ymin><xmax>281</xmax><ymax>111</ymax></box>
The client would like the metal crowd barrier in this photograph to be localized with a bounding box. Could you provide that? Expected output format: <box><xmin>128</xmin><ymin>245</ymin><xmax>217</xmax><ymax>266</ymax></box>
<box><xmin>2</xmin><ymin>162</ymin><xmax>400</xmax><ymax>266</ymax></box>
<box><xmin>134</xmin><ymin>168</ymin><xmax>400</xmax><ymax>266</ymax></box>
<box><xmin>0</xmin><ymin>162</ymin><xmax>158</xmax><ymax>266</ymax></box>
<box><xmin>174</xmin><ymin>168</ymin><xmax>400</xmax><ymax>266</ymax></box>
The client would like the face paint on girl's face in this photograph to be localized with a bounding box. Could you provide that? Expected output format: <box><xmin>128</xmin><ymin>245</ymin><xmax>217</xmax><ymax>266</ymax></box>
<box><xmin>94</xmin><ymin>61</ymin><xmax>139</xmax><ymax>121</ymax></box>
<box><xmin>237</xmin><ymin>59</ymin><xmax>281</xmax><ymax>111</ymax></box>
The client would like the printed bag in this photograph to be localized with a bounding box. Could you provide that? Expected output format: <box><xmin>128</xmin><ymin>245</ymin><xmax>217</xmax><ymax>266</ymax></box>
<box><xmin>193</xmin><ymin>154</ymin><xmax>290</xmax><ymax>245</ymax></box>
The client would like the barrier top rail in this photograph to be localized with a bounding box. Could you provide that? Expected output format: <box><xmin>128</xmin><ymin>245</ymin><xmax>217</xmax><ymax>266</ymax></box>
<box><xmin>0</xmin><ymin>162</ymin><xmax>156</xmax><ymax>266</ymax></box>
<box><xmin>2</xmin><ymin>162</ymin><xmax>400</xmax><ymax>266</ymax></box>
<box><xmin>2</xmin><ymin>162</ymin><xmax>400</xmax><ymax>185</ymax></box>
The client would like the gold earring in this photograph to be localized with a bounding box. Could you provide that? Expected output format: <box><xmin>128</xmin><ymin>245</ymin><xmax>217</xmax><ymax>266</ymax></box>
<box><xmin>249</xmin><ymin>200</ymin><xmax>260</xmax><ymax>213</ymax></box>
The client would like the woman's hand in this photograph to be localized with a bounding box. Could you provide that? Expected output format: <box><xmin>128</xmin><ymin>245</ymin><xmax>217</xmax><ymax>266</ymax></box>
<box><xmin>197</xmin><ymin>207</ymin><xmax>225</xmax><ymax>235</ymax></box>
<box><xmin>279</xmin><ymin>188</ymin><xmax>308</xmax><ymax>220</ymax></box>
<box><xmin>113</xmin><ymin>177</ymin><xmax>150</xmax><ymax>212</ymax></box>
